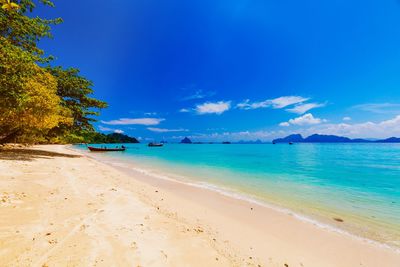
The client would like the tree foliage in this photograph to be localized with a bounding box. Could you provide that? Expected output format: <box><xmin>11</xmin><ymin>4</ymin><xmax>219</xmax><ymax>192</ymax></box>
<box><xmin>0</xmin><ymin>0</ymin><xmax>62</xmax><ymax>60</ymax></box>
<box><xmin>0</xmin><ymin>37</ymin><xmax>72</xmax><ymax>143</ymax></box>
<box><xmin>49</xmin><ymin>67</ymin><xmax>108</xmax><ymax>130</ymax></box>
<box><xmin>0</xmin><ymin>1</ymin><xmax>107</xmax><ymax>144</ymax></box>
<box><xmin>81</xmin><ymin>132</ymin><xmax>140</xmax><ymax>144</ymax></box>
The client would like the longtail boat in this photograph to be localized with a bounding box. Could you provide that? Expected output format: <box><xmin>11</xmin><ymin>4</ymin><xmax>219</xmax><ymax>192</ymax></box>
<box><xmin>88</xmin><ymin>146</ymin><xmax>126</xmax><ymax>152</ymax></box>
<box><xmin>148</xmin><ymin>142</ymin><xmax>163</xmax><ymax>147</ymax></box>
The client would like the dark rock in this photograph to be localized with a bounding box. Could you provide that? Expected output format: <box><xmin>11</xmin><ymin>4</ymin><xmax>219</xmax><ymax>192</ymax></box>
<box><xmin>180</xmin><ymin>137</ymin><xmax>192</xmax><ymax>144</ymax></box>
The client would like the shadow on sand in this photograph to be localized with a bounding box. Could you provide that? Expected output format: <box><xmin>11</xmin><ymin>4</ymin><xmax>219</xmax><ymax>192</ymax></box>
<box><xmin>0</xmin><ymin>148</ymin><xmax>81</xmax><ymax>161</ymax></box>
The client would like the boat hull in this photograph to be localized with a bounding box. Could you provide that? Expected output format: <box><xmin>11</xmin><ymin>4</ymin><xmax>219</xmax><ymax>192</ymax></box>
<box><xmin>148</xmin><ymin>143</ymin><xmax>163</xmax><ymax>147</ymax></box>
<box><xmin>88</xmin><ymin>146</ymin><xmax>126</xmax><ymax>152</ymax></box>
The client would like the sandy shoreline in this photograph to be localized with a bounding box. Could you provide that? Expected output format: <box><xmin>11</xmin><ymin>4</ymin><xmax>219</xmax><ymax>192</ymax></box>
<box><xmin>1</xmin><ymin>145</ymin><xmax>399</xmax><ymax>266</ymax></box>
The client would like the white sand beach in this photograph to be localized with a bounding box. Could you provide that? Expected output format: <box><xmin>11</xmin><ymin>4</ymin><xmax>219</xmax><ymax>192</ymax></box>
<box><xmin>0</xmin><ymin>145</ymin><xmax>399</xmax><ymax>267</ymax></box>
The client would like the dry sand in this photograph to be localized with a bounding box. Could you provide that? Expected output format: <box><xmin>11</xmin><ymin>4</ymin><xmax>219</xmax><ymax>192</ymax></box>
<box><xmin>0</xmin><ymin>145</ymin><xmax>399</xmax><ymax>267</ymax></box>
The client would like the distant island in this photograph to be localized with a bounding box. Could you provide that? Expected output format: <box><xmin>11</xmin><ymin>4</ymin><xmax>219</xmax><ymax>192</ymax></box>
<box><xmin>273</xmin><ymin>134</ymin><xmax>400</xmax><ymax>144</ymax></box>
<box><xmin>87</xmin><ymin>133</ymin><xmax>140</xmax><ymax>144</ymax></box>
<box><xmin>180</xmin><ymin>137</ymin><xmax>192</xmax><ymax>144</ymax></box>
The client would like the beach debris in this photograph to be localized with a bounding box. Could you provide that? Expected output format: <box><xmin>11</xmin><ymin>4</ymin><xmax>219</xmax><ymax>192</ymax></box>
<box><xmin>45</xmin><ymin>232</ymin><xmax>51</xmax><ymax>236</ymax></box>
<box><xmin>284</xmin><ymin>264</ymin><xmax>289</xmax><ymax>267</ymax></box>
<box><xmin>333</xmin><ymin>217</ymin><xmax>344</xmax><ymax>222</ymax></box>
<box><xmin>48</xmin><ymin>239</ymin><xmax>57</xmax><ymax>244</ymax></box>
<box><xmin>194</xmin><ymin>227</ymin><xmax>204</xmax><ymax>233</ymax></box>
<box><xmin>80</xmin><ymin>224</ymin><xmax>89</xmax><ymax>231</ymax></box>
<box><xmin>250</xmin><ymin>207</ymin><xmax>253</xmax><ymax>210</ymax></box>
<box><xmin>155</xmin><ymin>190</ymin><xmax>158</xmax><ymax>193</ymax></box>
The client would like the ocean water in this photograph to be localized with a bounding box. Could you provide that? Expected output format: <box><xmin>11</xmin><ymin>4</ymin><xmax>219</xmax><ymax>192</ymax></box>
<box><xmin>76</xmin><ymin>143</ymin><xmax>400</xmax><ymax>248</ymax></box>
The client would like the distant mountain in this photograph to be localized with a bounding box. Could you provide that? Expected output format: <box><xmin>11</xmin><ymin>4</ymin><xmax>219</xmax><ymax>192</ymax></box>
<box><xmin>375</xmin><ymin>137</ymin><xmax>400</xmax><ymax>143</ymax></box>
<box><xmin>273</xmin><ymin>134</ymin><xmax>304</xmax><ymax>143</ymax></box>
<box><xmin>180</xmin><ymin>137</ymin><xmax>192</xmax><ymax>144</ymax></box>
<box><xmin>272</xmin><ymin>134</ymin><xmax>400</xmax><ymax>143</ymax></box>
<box><xmin>303</xmin><ymin>134</ymin><xmax>353</xmax><ymax>143</ymax></box>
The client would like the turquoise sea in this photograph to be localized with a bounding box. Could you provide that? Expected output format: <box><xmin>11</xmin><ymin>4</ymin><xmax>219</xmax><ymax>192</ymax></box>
<box><xmin>76</xmin><ymin>143</ymin><xmax>400</xmax><ymax>248</ymax></box>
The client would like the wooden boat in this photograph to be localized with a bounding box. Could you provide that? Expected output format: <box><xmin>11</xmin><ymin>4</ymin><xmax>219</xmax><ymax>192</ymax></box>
<box><xmin>88</xmin><ymin>146</ymin><xmax>126</xmax><ymax>152</ymax></box>
<box><xmin>148</xmin><ymin>142</ymin><xmax>163</xmax><ymax>147</ymax></box>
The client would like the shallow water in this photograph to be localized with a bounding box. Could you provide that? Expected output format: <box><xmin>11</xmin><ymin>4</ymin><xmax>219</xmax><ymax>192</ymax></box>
<box><xmin>76</xmin><ymin>143</ymin><xmax>400</xmax><ymax>248</ymax></box>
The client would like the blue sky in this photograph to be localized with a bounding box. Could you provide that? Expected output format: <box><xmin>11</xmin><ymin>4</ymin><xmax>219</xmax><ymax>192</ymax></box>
<box><xmin>36</xmin><ymin>0</ymin><xmax>400</xmax><ymax>141</ymax></box>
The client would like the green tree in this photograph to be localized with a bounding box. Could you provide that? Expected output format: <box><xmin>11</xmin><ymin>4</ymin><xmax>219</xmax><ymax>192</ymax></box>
<box><xmin>0</xmin><ymin>0</ymin><xmax>61</xmax><ymax>61</ymax></box>
<box><xmin>46</xmin><ymin>67</ymin><xmax>108</xmax><ymax>142</ymax></box>
<box><xmin>0</xmin><ymin>36</ymin><xmax>72</xmax><ymax>143</ymax></box>
<box><xmin>0</xmin><ymin>1</ymin><xmax>107</xmax><ymax>144</ymax></box>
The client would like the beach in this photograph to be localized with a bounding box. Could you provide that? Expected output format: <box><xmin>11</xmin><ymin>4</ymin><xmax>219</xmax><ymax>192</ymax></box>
<box><xmin>1</xmin><ymin>145</ymin><xmax>399</xmax><ymax>267</ymax></box>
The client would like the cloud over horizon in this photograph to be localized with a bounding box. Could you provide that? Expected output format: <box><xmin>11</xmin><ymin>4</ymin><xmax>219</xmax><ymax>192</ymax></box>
<box><xmin>147</xmin><ymin>127</ymin><xmax>189</xmax><ymax>133</ymax></box>
<box><xmin>101</xmin><ymin>118</ymin><xmax>165</xmax><ymax>126</ymax></box>
<box><xmin>98</xmin><ymin>126</ymin><xmax>124</xmax><ymax>134</ymax></box>
<box><xmin>170</xmin><ymin>114</ymin><xmax>400</xmax><ymax>142</ymax></box>
<box><xmin>280</xmin><ymin>113</ymin><xmax>326</xmax><ymax>126</ymax></box>
<box><xmin>301</xmin><ymin>114</ymin><xmax>400</xmax><ymax>139</ymax></box>
<box><xmin>352</xmin><ymin>103</ymin><xmax>400</xmax><ymax>114</ymax></box>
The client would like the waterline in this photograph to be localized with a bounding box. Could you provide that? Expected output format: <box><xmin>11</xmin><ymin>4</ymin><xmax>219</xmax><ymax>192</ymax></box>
<box><xmin>73</xmin><ymin>143</ymin><xmax>400</xmax><ymax>249</ymax></box>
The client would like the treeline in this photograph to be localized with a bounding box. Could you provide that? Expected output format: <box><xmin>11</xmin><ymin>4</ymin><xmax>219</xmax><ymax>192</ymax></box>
<box><xmin>0</xmin><ymin>0</ymin><xmax>107</xmax><ymax>144</ymax></box>
<box><xmin>82</xmin><ymin>132</ymin><xmax>139</xmax><ymax>144</ymax></box>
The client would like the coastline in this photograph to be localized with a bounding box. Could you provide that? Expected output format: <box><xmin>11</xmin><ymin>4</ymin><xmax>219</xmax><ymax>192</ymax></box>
<box><xmin>1</xmin><ymin>145</ymin><xmax>399</xmax><ymax>266</ymax></box>
<box><xmin>76</xmin><ymin>144</ymin><xmax>400</xmax><ymax>251</ymax></box>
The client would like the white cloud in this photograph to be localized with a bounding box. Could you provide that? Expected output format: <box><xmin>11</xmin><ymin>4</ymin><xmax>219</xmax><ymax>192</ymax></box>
<box><xmin>281</xmin><ymin>113</ymin><xmax>325</xmax><ymax>126</ymax></box>
<box><xmin>98</xmin><ymin>126</ymin><xmax>114</xmax><ymax>132</ymax></box>
<box><xmin>286</xmin><ymin>102</ymin><xmax>325</xmax><ymax>114</ymax></box>
<box><xmin>343</xmin><ymin>116</ymin><xmax>352</xmax><ymax>121</ymax></box>
<box><xmin>236</xmin><ymin>99</ymin><xmax>271</xmax><ymax>110</ymax></box>
<box><xmin>171</xmin><ymin>130</ymin><xmax>284</xmax><ymax>142</ymax></box>
<box><xmin>168</xmin><ymin>115</ymin><xmax>400</xmax><ymax>142</ymax></box>
<box><xmin>353</xmin><ymin>103</ymin><xmax>400</xmax><ymax>114</ymax></box>
<box><xmin>237</xmin><ymin>96</ymin><xmax>309</xmax><ymax>110</ymax></box>
<box><xmin>279</xmin><ymin>122</ymin><xmax>290</xmax><ymax>127</ymax></box>
<box><xmin>147</xmin><ymin>127</ymin><xmax>189</xmax><ymax>133</ymax></box>
<box><xmin>181</xmin><ymin>89</ymin><xmax>216</xmax><ymax>101</ymax></box>
<box><xmin>195</xmin><ymin>101</ymin><xmax>231</xmax><ymax>115</ymax></box>
<box><xmin>301</xmin><ymin>115</ymin><xmax>400</xmax><ymax>139</ymax></box>
<box><xmin>144</xmin><ymin>112</ymin><xmax>157</xmax><ymax>116</ymax></box>
<box><xmin>179</xmin><ymin>108</ymin><xmax>190</xmax><ymax>113</ymax></box>
<box><xmin>101</xmin><ymin>118</ymin><xmax>165</xmax><ymax>126</ymax></box>
<box><xmin>98</xmin><ymin>126</ymin><xmax>124</xmax><ymax>133</ymax></box>
<box><xmin>270</xmin><ymin>96</ymin><xmax>309</xmax><ymax>109</ymax></box>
